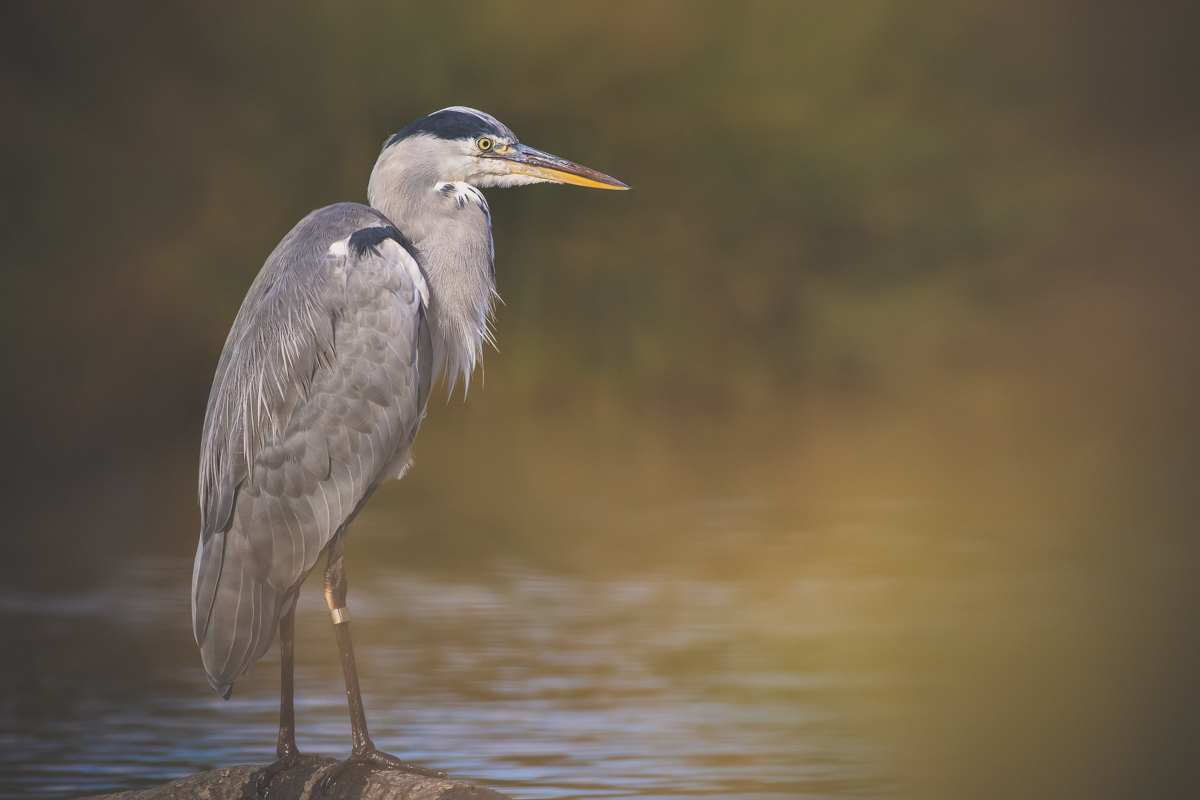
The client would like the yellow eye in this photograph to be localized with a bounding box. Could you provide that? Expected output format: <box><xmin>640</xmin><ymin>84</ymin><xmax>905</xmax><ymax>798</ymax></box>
<box><xmin>477</xmin><ymin>137</ymin><xmax>494</xmax><ymax>152</ymax></box>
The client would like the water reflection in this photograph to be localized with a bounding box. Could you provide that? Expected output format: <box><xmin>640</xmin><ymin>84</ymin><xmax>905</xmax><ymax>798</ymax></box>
<box><xmin>1</xmin><ymin>543</ymin><xmax>905</xmax><ymax>799</ymax></box>
<box><xmin>4</xmin><ymin>488</ymin><xmax>1187</xmax><ymax>800</ymax></box>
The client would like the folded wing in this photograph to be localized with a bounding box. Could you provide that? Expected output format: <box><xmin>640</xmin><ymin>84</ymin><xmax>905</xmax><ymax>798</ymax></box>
<box><xmin>192</xmin><ymin>203</ymin><xmax>431</xmax><ymax>696</ymax></box>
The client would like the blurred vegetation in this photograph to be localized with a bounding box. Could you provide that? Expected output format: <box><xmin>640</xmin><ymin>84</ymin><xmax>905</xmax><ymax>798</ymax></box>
<box><xmin>3</xmin><ymin>0</ymin><xmax>1197</xmax><ymax>565</ymax></box>
<box><xmin>2</xmin><ymin>2</ymin><xmax>1200</xmax><ymax>796</ymax></box>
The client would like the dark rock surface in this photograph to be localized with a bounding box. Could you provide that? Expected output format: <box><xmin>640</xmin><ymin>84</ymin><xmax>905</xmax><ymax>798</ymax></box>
<box><xmin>79</xmin><ymin>761</ymin><xmax>513</xmax><ymax>800</ymax></box>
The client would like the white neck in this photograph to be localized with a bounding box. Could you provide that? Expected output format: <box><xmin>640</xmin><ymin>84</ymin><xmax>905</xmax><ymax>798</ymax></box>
<box><xmin>367</xmin><ymin>137</ymin><xmax>497</xmax><ymax>395</ymax></box>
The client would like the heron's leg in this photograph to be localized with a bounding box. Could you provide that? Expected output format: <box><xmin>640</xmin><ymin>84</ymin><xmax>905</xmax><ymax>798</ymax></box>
<box><xmin>322</xmin><ymin>532</ymin><xmax>370</xmax><ymax>752</ymax></box>
<box><xmin>318</xmin><ymin>531</ymin><xmax>445</xmax><ymax>793</ymax></box>
<box><xmin>277</xmin><ymin>593</ymin><xmax>301</xmax><ymax>759</ymax></box>
<box><xmin>255</xmin><ymin>594</ymin><xmax>322</xmax><ymax>797</ymax></box>
<box><xmin>254</xmin><ymin>594</ymin><xmax>323</xmax><ymax>796</ymax></box>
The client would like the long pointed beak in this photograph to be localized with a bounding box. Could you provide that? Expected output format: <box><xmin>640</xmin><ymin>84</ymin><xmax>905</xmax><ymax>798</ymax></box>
<box><xmin>498</xmin><ymin>144</ymin><xmax>629</xmax><ymax>190</ymax></box>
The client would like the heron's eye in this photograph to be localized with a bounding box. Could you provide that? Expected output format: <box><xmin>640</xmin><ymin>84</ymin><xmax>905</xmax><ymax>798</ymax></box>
<box><xmin>477</xmin><ymin>137</ymin><xmax>494</xmax><ymax>152</ymax></box>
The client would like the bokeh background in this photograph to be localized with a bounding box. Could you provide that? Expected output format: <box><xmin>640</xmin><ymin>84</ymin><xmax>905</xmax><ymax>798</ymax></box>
<box><xmin>3</xmin><ymin>1</ymin><xmax>1200</xmax><ymax>798</ymax></box>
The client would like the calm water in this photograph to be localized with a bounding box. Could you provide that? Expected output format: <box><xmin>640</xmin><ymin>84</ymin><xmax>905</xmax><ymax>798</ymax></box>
<box><xmin>0</xmin><ymin>539</ymin><xmax>905</xmax><ymax>799</ymax></box>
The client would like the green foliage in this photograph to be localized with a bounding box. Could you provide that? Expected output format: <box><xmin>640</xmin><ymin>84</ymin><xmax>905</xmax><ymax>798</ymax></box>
<box><xmin>1</xmin><ymin>0</ymin><xmax>1198</xmax><ymax>581</ymax></box>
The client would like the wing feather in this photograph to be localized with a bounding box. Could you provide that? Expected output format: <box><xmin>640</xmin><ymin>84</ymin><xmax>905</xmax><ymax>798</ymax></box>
<box><xmin>193</xmin><ymin>204</ymin><xmax>431</xmax><ymax>693</ymax></box>
<box><xmin>301</xmin><ymin>427</ymin><xmax>330</xmax><ymax>480</ymax></box>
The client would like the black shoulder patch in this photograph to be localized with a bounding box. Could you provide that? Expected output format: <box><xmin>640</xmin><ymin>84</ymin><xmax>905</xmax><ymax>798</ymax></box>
<box><xmin>386</xmin><ymin>109</ymin><xmax>500</xmax><ymax>148</ymax></box>
<box><xmin>348</xmin><ymin>225</ymin><xmax>419</xmax><ymax>261</ymax></box>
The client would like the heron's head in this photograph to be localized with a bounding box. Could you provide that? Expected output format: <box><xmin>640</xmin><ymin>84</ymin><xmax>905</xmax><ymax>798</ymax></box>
<box><xmin>375</xmin><ymin>106</ymin><xmax>628</xmax><ymax>191</ymax></box>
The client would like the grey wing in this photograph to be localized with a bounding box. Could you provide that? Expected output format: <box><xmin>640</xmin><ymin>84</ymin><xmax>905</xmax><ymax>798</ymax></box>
<box><xmin>192</xmin><ymin>205</ymin><xmax>432</xmax><ymax>696</ymax></box>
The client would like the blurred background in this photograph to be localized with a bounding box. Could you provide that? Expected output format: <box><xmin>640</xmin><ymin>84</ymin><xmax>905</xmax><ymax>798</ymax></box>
<box><xmin>2</xmin><ymin>1</ymin><xmax>1200</xmax><ymax>798</ymax></box>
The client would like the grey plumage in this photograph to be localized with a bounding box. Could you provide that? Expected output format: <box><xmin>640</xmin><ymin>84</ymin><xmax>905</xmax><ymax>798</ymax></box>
<box><xmin>194</xmin><ymin>204</ymin><xmax>430</xmax><ymax>695</ymax></box>
<box><xmin>190</xmin><ymin>106</ymin><xmax>625</xmax><ymax>774</ymax></box>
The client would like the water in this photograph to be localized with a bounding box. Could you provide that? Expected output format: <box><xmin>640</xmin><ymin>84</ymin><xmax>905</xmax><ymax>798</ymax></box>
<box><xmin>2</xmin><ymin>503</ymin><xmax>1186</xmax><ymax>800</ymax></box>
<box><xmin>3</xmin><ymin>475</ymin><xmax>1170</xmax><ymax>800</ymax></box>
<box><xmin>0</xmin><ymin>548</ymin><xmax>899</xmax><ymax>799</ymax></box>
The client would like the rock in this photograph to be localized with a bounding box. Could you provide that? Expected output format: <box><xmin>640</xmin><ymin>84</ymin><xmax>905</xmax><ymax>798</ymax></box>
<box><xmin>78</xmin><ymin>760</ymin><xmax>513</xmax><ymax>800</ymax></box>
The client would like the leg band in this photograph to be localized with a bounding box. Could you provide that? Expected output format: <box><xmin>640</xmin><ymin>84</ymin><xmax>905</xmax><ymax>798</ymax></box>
<box><xmin>330</xmin><ymin>607</ymin><xmax>350</xmax><ymax>625</ymax></box>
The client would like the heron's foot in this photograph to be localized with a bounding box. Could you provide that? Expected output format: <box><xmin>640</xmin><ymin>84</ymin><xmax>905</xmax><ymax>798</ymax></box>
<box><xmin>317</xmin><ymin>747</ymin><xmax>445</xmax><ymax>794</ymax></box>
<box><xmin>254</xmin><ymin>750</ymin><xmax>326</xmax><ymax>798</ymax></box>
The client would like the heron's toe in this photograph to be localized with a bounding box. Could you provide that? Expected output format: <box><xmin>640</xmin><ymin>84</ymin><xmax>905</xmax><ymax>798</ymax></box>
<box><xmin>316</xmin><ymin>748</ymin><xmax>445</xmax><ymax>795</ymax></box>
<box><xmin>254</xmin><ymin>752</ymin><xmax>328</xmax><ymax>798</ymax></box>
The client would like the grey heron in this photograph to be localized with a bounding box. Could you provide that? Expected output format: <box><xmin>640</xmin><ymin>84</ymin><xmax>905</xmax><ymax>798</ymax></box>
<box><xmin>192</xmin><ymin>106</ymin><xmax>626</xmax><ymax>791</ymax></box>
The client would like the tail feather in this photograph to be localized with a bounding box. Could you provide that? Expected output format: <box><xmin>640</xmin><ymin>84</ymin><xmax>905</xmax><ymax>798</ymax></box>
<box><xmin>191</xmin><ymin>526</ymin><xmax>284</xmax><ymax>697</ymax></box>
